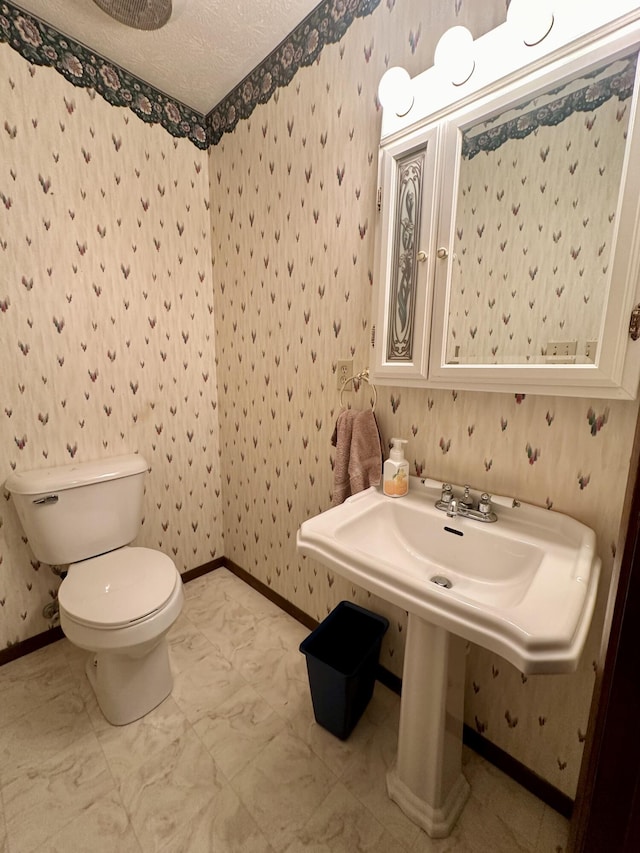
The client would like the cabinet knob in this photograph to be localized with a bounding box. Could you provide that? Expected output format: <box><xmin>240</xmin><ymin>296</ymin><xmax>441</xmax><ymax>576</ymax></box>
<box><xmin>436</xmin><ymin>247</ymin><xmax>449</xmax><ymax>259</ymax></box>
<box><xmin>417</xmin><ymin>250</ymin><xmax>427</xmax><ymax>263</ymax></box>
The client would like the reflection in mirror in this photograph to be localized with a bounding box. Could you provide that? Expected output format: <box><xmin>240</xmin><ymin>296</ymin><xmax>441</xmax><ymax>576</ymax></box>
<box><xmin>445</xmin><ymin>51</ymin><xmax>637</xmax><ymax>366</ymax></box>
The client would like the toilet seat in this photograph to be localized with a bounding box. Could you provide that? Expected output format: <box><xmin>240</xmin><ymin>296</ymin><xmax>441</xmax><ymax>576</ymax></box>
<box><xmin>59</xmin><ymin>547</ymin><xmax>179</xmax><ymax>629</ymax></box>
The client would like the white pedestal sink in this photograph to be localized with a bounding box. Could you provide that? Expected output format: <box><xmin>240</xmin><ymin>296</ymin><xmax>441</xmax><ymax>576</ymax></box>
<box><xmin>297</xmin><ymin>478</ymin><xmax>600</xmax><ymax>837</ymax></box>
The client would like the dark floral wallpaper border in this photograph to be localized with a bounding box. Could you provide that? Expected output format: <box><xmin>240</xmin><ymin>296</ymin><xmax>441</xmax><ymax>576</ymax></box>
<box><xmin>0</xmin><ymin>0</ymin><xmax>381</xmax><ymax>149</ymax></box>
<box><xmin>207</xmin><ymin>0</ymin><xmax>381</xmax><ymax>144</ymax></box>
<box><xmin>0</xmin><ymin>2</ymin><xmax>209</xmax><ymax>148</ymax></box>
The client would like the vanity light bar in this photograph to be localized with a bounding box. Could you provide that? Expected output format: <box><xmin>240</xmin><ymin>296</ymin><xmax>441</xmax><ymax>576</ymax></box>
<box><xmin>379</xmin><ymin>0</ymin><xmax>640</xmax><ymax>139</ymax></box>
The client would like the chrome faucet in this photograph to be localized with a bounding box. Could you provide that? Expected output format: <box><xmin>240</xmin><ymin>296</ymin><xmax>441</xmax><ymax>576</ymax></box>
<box><xmin>458</xmin><ymin>485</ymin><xmax>472</xmax><ymax>512</ymax></box>
<box><xmin>435</xmin><ymin>483</ymin><xmax>497</xmax><ymax>523</ymax></box>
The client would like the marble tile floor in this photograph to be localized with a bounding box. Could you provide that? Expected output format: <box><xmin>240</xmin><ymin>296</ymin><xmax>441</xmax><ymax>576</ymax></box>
<box><xmin>0</xmin><ymin>568</ymin><xmax>570</xmax><ymax>853</ymax></box>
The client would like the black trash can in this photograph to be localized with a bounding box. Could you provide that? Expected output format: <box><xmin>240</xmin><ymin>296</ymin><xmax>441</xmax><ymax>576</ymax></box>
<box><xmin>299</xmin><ymin>601</ymin><xmax>389</xmax><ymax>740</ymax></box>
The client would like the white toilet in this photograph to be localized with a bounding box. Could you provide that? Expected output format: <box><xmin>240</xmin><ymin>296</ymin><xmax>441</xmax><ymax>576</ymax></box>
<box><xmin>5</xmin><ymin>454</ymin><xmax>184</xmax><ymax>725</ymax></box>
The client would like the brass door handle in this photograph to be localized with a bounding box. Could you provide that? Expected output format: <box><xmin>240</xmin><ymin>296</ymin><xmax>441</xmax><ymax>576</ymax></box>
<box><xmin>436</xmin><ymin>247</ymin><xmax>449</xmax><ymax>259</ymax></box>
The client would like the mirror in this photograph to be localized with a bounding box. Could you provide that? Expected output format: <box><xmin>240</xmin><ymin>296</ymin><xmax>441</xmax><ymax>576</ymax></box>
<box><xmin>445</xmin><ymin>52</ymin><xmax>637</xmax><ymax>366</ymax></box>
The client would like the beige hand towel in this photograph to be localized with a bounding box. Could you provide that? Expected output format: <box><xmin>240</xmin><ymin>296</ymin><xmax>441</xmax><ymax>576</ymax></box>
<box><xmin>331</xmin><ymin>408</ymin><xmax>382</xmax><ymax>506</ymax></box>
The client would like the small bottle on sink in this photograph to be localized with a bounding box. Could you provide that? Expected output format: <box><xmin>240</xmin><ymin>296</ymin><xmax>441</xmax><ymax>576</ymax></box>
<box><xmin>383</xmin><ymin>438</ymin><xmax>409</xmax><ymax>497</ymax></box>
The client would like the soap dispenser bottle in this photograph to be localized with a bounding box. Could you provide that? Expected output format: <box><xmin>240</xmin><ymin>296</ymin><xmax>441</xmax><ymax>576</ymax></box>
<box><xmin>383</xmin><ymin>438</ymin><xmax>409</xmax><ymax>497</ymax></box>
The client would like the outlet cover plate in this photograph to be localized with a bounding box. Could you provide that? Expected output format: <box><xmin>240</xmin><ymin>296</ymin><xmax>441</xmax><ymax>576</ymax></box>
<box><xmin>337</xmin><ymin>359</ymin><xmax>353</xmax><ymax>390</ymax></box>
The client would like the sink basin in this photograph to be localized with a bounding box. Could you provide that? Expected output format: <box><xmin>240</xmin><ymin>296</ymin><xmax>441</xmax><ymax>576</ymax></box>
<box><xmin>334</xmin><ymin>499</ymin><xmax>543</xmax><ymax>608</ymax></box>
<box><xmin>297</xmin><ymin>478</ymin><xmax>600</xmax><ymax>675</ymax></box>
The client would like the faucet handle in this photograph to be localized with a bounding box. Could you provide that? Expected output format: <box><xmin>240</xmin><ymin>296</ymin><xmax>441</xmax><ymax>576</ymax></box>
<box><xmin>478</xmin><ymin>493</ymin><xmax>492</xmax><ymax>515</ymax></box>
<box><xmin>440</xmin><ymin>483</ymin><xmax>453</xmax><ymax>504</ymax></box>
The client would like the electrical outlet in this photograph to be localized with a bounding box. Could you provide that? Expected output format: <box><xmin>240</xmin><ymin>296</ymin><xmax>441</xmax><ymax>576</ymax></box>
<box><xmin>585</xmin><ymin>340</ymin><xmax>597</xmax><ymax>362</ymax></box>
<box><xmin>548</xmin><ymin>340</ymin><xmax>577</xmax><ymax>357</ymax></box>
<box><xmin>336</xmin><ymin>359</ymin><xmax>353</xmax><ymax>390</ymax></box>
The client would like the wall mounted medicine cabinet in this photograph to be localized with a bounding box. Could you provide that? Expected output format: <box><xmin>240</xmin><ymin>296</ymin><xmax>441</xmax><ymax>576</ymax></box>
<box><xmin>371</xmin><ymin>4</ymin><xmax>640</xmax><ymax>398</ymax></box>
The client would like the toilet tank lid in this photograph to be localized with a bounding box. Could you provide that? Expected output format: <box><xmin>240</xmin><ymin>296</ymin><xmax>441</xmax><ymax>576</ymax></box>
<box><xmin>4</xmin><ymin>454</ymin><xmax>148</xmax><ymax>495</ymax></box>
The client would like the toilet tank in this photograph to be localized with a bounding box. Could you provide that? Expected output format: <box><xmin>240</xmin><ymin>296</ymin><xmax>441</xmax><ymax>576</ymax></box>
<box><xmin>5</xmin><ymin>454</ymin><xmax>148</xmax><ymax>565</ymax></box>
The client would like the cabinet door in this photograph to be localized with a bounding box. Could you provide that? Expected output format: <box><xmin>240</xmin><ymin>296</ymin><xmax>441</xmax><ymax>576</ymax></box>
<box><xmin>427</xmin><ymin>41</ymin><xmax>640</xmax><ymax>399</ymax></box>
<box><xmin>370</xmin><ymin>125</ymin><xmax>439</xmax><ymax>383</ymax></box>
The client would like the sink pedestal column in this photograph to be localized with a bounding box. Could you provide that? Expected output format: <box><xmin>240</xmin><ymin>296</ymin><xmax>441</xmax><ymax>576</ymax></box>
<box><xmin>386</xmin><ymin>613</ymin><xmax>470</xmax><ymax>837</ymax></box>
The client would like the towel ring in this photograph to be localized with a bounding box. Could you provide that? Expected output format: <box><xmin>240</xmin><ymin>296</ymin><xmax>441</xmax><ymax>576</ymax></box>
<box><xmin>339</xmin><ymin>369</ymin><xmax>377</xmax><ymax>411</ymax></box>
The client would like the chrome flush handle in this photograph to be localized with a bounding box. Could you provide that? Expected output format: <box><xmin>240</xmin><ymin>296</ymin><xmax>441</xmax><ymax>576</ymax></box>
<box><xmin>32</xmin><ymin>495</ymin><xmax>59</xmax><ymax>505</ymax></box>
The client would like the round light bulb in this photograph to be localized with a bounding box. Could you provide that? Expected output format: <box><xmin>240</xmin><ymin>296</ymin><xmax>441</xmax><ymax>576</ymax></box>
<box><xmin>434</xmin><ymin>26</ymin><xmax>475</xmax><ymax>87</ymax></box>
<box><xmin>507</xmin><ymin>0</ymin><xmax>554</xmax><ymax>46</ymax></box>
<box><xmin>377</xmin><ymin>66</ymin><xmax>414</xmax><ymax>117</ymax></box>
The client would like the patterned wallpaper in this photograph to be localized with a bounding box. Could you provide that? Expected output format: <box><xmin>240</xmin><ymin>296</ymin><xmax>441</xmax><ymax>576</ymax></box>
<box><xmin>208</xmin><ymin>0</ymin><xmax>639</xmax><ymax>799</ymax></box>
<box><xmin>1</xmin><ymin>0</ymin><xmax>639</xmax><ymax>803</ymax></box>
<box><xmin>0</xmin><ymin>45</ymin><xmax>223</xmax><ymax>645</ymax></box>
<box><xmin>448</xmin><ymin>67</ymin><xmax>632</xmax><ymax>364</ymax></box>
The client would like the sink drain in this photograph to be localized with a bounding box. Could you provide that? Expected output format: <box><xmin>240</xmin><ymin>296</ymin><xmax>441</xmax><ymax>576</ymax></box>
<box><xmin>431</xmin><ymin>575</ymin><xmax>453</xmax><ymax>589</ymax></box>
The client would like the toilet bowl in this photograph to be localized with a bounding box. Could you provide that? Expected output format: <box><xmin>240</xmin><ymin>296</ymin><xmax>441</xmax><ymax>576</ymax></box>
<box><xmin>59</xmin><ymin>546</ymin><xmax>184</xmax><ymax>725</ymax></box>
<box><xmin>5</xmin><ymin>454</ymin><xmax>185</xmax><ymax>726</ymax></box>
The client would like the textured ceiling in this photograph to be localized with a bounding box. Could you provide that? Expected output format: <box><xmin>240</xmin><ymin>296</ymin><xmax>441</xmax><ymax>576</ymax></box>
<box><xmin>13</xmin><ymin>0</ymin><xmax>322</xmax><ymax>114</ymax></box>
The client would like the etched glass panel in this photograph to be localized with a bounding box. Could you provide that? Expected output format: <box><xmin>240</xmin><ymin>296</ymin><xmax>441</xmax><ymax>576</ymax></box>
<box><xmin>387</xmin><ymin>150</ymin><xmax>425</xmax><ymax>361</ymax></box>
